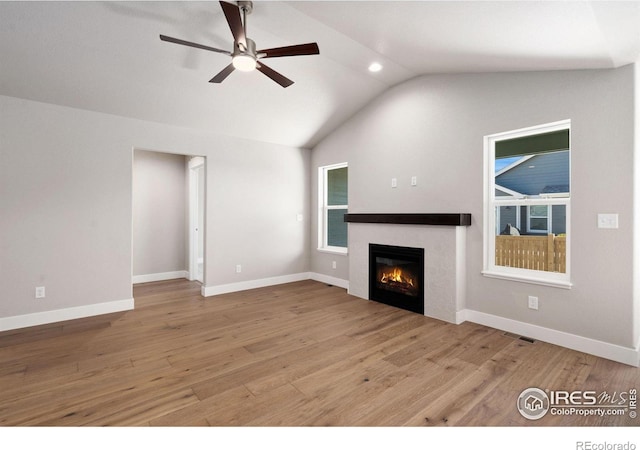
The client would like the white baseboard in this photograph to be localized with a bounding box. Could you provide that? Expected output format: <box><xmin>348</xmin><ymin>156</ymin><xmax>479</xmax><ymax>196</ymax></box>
<box><xmin>455</xmin><ymin>309</ymin><xmax>468</xmax><ymax>325</ymax></box>
<box><xmin>132</xmin><ymin>270</ymin><xmax>188</xmax><ymax>284</ymax></box>
<box><xmin>201</xmin><ymin>272</ymin><xmax>349</xmax><ymax>297</ymax></box>
<box><xmin>202</xmin><ymin>272</ymin><xmax>312</xmax><ymax>297</ymax></box>
<box><xmin>309</xmin><ymin>272</ymin><xmax>349</xmax><ymax>290</ymax></box>
<box><xmin>0</xmin><ymin>298</ymin><xmax>134</xmax><ymax>332</ymax></box>
<box><xmin>462</xmin><ymin>309</ymin><xmax>640</xmax><ymax>367</ymax></box>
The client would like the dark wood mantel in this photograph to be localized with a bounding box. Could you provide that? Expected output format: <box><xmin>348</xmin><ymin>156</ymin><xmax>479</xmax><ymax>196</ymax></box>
<box><xmin>344</xmin><ymin>213</ymin><xmax>472</xmax><ymax>226</ymax></box>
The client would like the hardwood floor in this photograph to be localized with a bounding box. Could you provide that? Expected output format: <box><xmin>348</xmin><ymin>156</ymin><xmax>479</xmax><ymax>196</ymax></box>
<box><xmin>0</xmin><ymin>279</ymin><xmax>638</xmax><ymax>426</ymax></box>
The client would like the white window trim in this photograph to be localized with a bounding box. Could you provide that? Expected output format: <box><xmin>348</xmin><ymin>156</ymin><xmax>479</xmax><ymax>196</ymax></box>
<box><xmin>482</xmin><ymin>120</ymin><xmax>571</xmax><ymax>289</ymax></box>
<box><xmin>317</xmin><ymin>162</ymin><xmax>348</xmax><ymax>254</ymax></box>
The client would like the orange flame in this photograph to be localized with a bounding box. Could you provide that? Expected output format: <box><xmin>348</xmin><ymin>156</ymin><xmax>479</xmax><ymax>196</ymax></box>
<box><xmin>380</xmin><ymin>267</ymin><xmax>414</xmax><ymax>287</ymax></box>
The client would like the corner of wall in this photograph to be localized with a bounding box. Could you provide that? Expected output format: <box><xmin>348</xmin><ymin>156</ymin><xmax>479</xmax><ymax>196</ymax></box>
<box><xmin>633</xmin><ymin>62</ymin><xmax>640</xmax><ymax>349</ymax></box>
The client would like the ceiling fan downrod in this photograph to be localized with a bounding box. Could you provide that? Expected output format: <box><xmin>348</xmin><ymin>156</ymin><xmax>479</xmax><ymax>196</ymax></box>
<box><xmin>232</xmin><ymin>1</ymin><xmax>256</xmax><ymax>70</ymax></box>
<box><xmin>238</xmin><ymin>1</ymin><xmax>252</xmax><ymax>39</ymax></box>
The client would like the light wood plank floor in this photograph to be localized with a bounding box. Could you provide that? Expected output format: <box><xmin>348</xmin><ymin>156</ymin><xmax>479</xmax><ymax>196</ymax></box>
<box><xmin>0</xmin><ymin>279</ymin><xmax>638</xmax><ymax>426</ymax></box>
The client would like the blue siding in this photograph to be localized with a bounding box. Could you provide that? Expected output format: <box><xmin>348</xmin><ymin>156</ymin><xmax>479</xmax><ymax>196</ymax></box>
<box><xmin>551</xmin><ymin>205</ymin><xmax>566</xmax><ymax>234</ymax></box>
<box><xmin>496</xmin><ymin>150</ymin><xmax>569</xmax><ymax>196</ymax></box>
<box><xmin>498</xmin><ymin>206</ymin><xmax>518</xmax><ymax>233</ymax></box>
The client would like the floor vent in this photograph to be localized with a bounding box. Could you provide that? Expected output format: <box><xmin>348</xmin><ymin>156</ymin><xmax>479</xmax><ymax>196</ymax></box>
<box><xmin>503</xmin><ymin>331</ymin><xmax>536</xmax><ymax>344</ymax></box>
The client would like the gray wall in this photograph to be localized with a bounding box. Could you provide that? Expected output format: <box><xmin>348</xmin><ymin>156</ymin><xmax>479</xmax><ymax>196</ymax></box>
<box><xmin>311</xmin><ymin>65</ymin><xmax>637</xmax><ymax>349</ymax></box>
<box><xmin>132</xmin><ymin>150</ymin><xmax>187</xmax><ymax>277</ymax></box>
<box><xmin>0</xmin><ymin>95</ymin><xmax>310</xmax><ymax>319</ymax></box>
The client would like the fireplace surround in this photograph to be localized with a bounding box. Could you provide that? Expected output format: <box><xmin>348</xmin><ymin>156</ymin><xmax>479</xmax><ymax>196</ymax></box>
<box><xmin>346</xmin><ymin>213</ymin><xmax>470</xmax><ymax>324</ymax></box>
<box><xmin>369</xmin><ymin>244</ymin><xmax>424</xmax><ymax>314</ymax></box>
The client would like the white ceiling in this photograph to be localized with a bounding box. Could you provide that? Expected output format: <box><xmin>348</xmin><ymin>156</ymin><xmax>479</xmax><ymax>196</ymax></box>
<box><xmin>1</xmin><ymin>1</ymin><xmax>640</xmax><ymax>148</ymax></box>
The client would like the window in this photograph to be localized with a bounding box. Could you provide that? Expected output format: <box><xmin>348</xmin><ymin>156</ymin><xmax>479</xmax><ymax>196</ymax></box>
<box><xmin>483</xmin><ymin>120</ymin><xmax>571</xmax><ymax>288</ymax></box>
<box><xmin>528</xmin><ymin>205</ymin><xmax>550</xmax><ymax>234</ymax></box>
<box><xmin>318</xmin><ymin>163</ymin><xmax>348</xmax><ymax>253</ymax></box>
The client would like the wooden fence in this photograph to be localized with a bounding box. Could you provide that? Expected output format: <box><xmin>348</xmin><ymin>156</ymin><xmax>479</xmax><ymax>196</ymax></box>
<box><xmin>495</xmin><ymin>234</ymin><xmax>566</xmax><ymax>273</ymax></box>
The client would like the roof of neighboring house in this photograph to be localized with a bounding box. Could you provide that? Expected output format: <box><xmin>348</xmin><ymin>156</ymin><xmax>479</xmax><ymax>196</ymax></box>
<box><xmin>495</xmin><ymin>150</ymin><xmax>569</xmax><ymax>197</ymax></box>
<box><xmin>495</xmin><ymin>184</ymin><xmax>524</xmax><ymax>198</ymax></box>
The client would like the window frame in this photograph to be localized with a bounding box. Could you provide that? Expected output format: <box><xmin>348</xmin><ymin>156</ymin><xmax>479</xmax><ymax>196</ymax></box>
<box><xmin>317</xmin><ymin>162</ymin><xmax>348</xmax><ymax>254</ymax></box>
<box><xmin>482</xmin><ymin>120</ymin><xmax>572</xmax><ymax>289</ymax></box>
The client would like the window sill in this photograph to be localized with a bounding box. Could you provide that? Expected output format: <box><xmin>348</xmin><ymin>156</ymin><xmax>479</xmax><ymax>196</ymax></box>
<box><xmin>482</xmin><ymin>270</ymin><xmax>572</xmax><ymax>289</ymax></box>
<box><xmin>317</xmin><ymin>247</ymin><xmax>348</xmax><ymax>256</ymax></box>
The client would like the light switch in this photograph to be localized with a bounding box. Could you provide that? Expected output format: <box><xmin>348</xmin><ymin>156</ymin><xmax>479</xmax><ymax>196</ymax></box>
<box><xmin>597</xmin><ymin>213</ymin><xmax>619</xmax><ymax>229</ymax></box>
<box><xmin>411</xmin><ymin>176</ymin><xmax>417</xmax><ymax>186</ymax></box>
<box><xmin>391</xmin><ymin>178</ymin><xmax>397</xmax><ymax>188</ymax></box>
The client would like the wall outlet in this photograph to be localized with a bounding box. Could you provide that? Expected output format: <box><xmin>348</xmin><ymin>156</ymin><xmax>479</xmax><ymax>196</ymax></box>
<box><xmin>35</xmin><ymin>286</ymin><xmax>45</xmax><ymax>299</ymax></box>
<box><xmin>236</xmin><ymin>264</ymin><xmax>242</xmax><ymax>273</ymax></box>
<box><xmin>528</xmin><ymin>295</ymin><xmax>538</xmax><ymax>310</ymax></box>
<box><xmin>332</xmin><ymin>261</ymin><xmax>337</xmax><ymax>269</ymax></box>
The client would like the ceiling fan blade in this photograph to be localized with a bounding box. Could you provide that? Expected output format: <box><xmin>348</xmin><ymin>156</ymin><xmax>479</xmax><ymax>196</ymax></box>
<box><xmin>219</xmin><ymin>1</ymin><xmax>246</xmax><ymax>48</ymax></box>
<box><xmin>159</xmin><ymin>34</ymin><xmax>230</xmax><ymax>55</ymax></box>
<box><xmin>256</xmin><ymin>62</ymin><xmax>294</xmax><ymax>88</ymax></box>
<box><xmin>209</xmin><ymin>64</ymin><xmax>235</xmax><ymax>83</ymax></box>
<box><xmin>258</xmin><ymin>43</ymin><xmax>320</xmax><ymax>59</ymax></box>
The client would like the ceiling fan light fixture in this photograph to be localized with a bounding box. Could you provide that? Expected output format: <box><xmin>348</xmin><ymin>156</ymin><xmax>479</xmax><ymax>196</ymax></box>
<box><xmin>232</xmin><ymin>54</ymin><xmax>257</xmax><ymax>71</ymax></box>
<box><xmin>160</xmin><ymin>2</ymin><xmax>319</xmax><ymax>87</ymax></box>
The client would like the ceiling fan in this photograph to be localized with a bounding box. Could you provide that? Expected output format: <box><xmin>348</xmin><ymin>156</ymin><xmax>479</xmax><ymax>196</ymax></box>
<box><xmin>160</xmin><ymin>1</ymin><xmax>320</xmax><ymax>88</ymax></box>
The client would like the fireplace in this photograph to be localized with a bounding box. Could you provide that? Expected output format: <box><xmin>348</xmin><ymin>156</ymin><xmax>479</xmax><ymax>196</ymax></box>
<box><xmin>369</xmin><ymin>244</ymin><xmax>425</xmax><ymax>314</ymax></box>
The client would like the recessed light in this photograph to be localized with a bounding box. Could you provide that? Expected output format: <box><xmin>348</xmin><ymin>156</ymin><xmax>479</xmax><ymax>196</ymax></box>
<box><xmin>368</xmin><ymin>62</ymin><xmax>383</xmax><ymax>73</ymax></box>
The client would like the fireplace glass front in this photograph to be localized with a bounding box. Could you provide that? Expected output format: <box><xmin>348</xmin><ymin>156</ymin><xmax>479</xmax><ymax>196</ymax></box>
<box><xmin>369</xmin><ymin>244</ymin><xmax>424</xmax><ymax>314</ymax></box>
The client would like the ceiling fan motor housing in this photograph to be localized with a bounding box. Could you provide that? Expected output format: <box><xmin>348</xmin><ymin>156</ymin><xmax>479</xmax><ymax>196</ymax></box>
<box><xmin>236</xmin><ymin>37</ymin><xmax>256</xmax><ymax>57</ymax></box>
<box><xmin>233</xmin><ymin>38</ymin><xmax>257</xmax><ymax>71</ymax></box>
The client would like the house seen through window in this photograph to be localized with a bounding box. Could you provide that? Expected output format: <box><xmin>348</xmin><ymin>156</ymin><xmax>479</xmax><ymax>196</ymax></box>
<box><xmin>318</xmin><ymin>163</ymin><xmax>348</xmax><ymax>252</ymax></box>
<box><xmin>484</xmin><ymin>121</ymin><xmax>570</xmax><ymax>287</ymax></box>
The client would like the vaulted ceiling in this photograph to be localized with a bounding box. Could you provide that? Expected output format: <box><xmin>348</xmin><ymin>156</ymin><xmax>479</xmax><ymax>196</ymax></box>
<box><xmin>2</xmin><ymin>1</ymin><xmax>639</xmax><ymax>148</ymax></box>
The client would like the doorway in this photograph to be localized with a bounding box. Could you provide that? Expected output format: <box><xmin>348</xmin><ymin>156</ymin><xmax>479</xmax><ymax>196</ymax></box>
<box><xmin>132</xmin><ymin>149</ymin><xmax>205</xmax><ymax>287</ymax></box>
